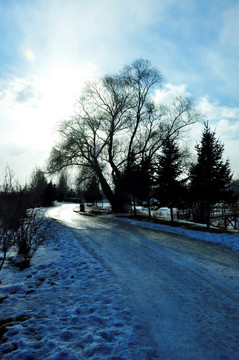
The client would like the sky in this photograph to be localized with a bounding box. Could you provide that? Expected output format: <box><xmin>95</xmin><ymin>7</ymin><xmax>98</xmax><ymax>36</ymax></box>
<box><xmin>0</xmin><ymin>0</ymin><xmax>239</xmax><ymax>184</ymax></box>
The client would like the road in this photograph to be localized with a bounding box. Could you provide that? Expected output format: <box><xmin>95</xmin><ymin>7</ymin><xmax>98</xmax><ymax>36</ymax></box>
<box><xmin>47</xmin><ymin>204</ymin><xmax>239</xmax><ymax>360</ymax></box>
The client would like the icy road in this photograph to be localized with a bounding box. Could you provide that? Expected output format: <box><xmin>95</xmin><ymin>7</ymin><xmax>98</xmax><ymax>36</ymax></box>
<box><xmin>47</xmin><ymin>204</ymin><xmax>239</xmax><ymax>360</ymax></box>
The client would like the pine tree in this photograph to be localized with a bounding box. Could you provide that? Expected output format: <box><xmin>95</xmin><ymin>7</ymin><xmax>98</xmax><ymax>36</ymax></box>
<box><xmin>155</xmin><ymin>137</ymin><xmax>184</xmax><ymax>222</ymax></box>
<box><xmin>138</xmin><ymin>156</ymin><xmax>155</xmax><ymax>219</ymax></box>
<box><xmin>124</xmin><ymin>154</ymin><xmax>154</xmax><ymax>217</ymax></box>
<box><xmin>190</xmin><ymin>122</ymin><xmax>232</xmax><ymax>228</ymax></box>
<box><xmin>43</xmin><ymin>182</ymin><xmax>57</xmax><ymax>207</ymax></box>
<box><xmin>30</xmin><ymin>167</ymin><xmax>48</xmax><ymax>206</ymax></box>
<box><xmin>123</xmin><ymin>152</ymin><xmax>140</xmax><ymax>216</ymax></box>
<box><xmin>57</xmin><ymin>171</ymin><xmax>69</xmax><ymax>201</ymax></box>
<box><xmin>85</xmin><ymin>177</ymin><xmax>102</xmax><ymax>204</ymax></box>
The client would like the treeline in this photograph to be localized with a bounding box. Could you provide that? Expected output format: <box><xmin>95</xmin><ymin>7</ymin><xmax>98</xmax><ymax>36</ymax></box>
<box><xmin>47</xmin><ymin>59</ymin><xmax>236</xmax><ymax>227</ymax></box>
<box><xmin>77</xmin><ymin>122</ymin><xmax>235</xmax><ymax>228</ymax></box>
<box><xmin>122</xmin><ymin>122</ymin><xmax>234</xmax><ymax>228</ymax></box>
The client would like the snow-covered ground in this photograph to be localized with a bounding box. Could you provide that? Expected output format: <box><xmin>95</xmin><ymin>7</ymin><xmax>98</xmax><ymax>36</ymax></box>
<box><xmin>1</xmin><ymin>203</ymin><xmax>239</xmax><ymax>359</ymax></box>
<box><xmin>0</xmin><ymin>217</ymin><xmax>140</xmax><ymax>359</ymax></box>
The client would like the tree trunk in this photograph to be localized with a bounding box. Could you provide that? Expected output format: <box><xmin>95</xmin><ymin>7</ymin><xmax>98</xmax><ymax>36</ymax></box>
<box><xmin>93</xmin><ymin>161</ymin><xmax>128</xmax><ymax>213</ymax></box>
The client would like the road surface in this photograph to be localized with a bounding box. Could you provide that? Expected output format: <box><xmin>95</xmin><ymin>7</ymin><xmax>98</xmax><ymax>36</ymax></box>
<box><xmin>47</xmin><ymin>204</ymin><xmax>239</xmax><ymax>360</ymax></box>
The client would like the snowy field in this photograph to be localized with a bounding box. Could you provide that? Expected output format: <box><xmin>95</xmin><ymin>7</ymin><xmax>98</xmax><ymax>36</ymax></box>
<box><xmin>0</xmin><ymin>203</ymin><xmax>239</xmax><ymax>359</ymax></box>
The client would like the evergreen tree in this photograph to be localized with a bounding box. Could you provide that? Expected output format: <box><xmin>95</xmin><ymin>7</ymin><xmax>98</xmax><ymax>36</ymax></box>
<box><xmin>30</xmin><ymin>168</ymin><xmax>48</xmax><ymax>206</ymax></box>
<box><xmin>85</xmin><ymin>177</ymin><xmax>102</xmax><ymax>204</ymax></box>
<box><xmin>190</xmin><ymin>122</ymin><xmax>232</xmax><ymax>228</ymax></box>
<box><xmin>155</xmin><ymin>137</ymin><xmax>184</xmax><ymax>222</ymax></box>
<box><xmin>138</xmin><ymin>156</ymin><xmax>155</xmax><ymax>219</ymax></box>
<box><xmin>124</xmin><ymin>154</ymin><xmax>154</xmax><ymax>217</ymax></box>
<box><xmin>123</xmin><ymin>152</ymin><xmax>140</xmax><ymax>216</ymax></box>
<box><xmin>43</xmin><ymin>182</ymin><xmax>57</xmax><ymax>207</ymax></box>
<box><xmin>57</xmin><ymin>171</ymin><xmax>69</xmax><ymax>201</ymax></box>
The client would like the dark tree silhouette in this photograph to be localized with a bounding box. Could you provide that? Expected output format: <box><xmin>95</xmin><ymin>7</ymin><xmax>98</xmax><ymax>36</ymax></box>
<box><xmin>43</xmin><ymin>182</ymin><xmax>57</xmax><ymax>207</ymax></box>
<box><xmin>190</xmin><ymin>122</ymin><xmax>232</xmax><ymax>228</ymax></box>
<box><xmin>57</xmin><ymin>171</ymin><xmax>69</xmax><ymax>201</ymax></box>
<box><xmin>123</xmin><ymin>154</ymin><xmax>154</xmax><ymax>217</ymax></box>
<box><xmin>85</xmin><ymin>177</ymin><xmax>102</xmax><ymax>204</ymax></box>
<box><xmin>155</xmin><ymin>137</ymin><xmax>184</xmax><ymax>222</ymax></box>
<box><xmin>30</xmin><ymin>167</ymin><xmax>48</xmax><ymax>206</ymax></box>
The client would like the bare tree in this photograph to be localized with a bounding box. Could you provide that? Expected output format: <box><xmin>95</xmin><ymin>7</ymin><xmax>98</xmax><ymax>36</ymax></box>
<box><xmin>48</xmin><ymin>59</ymin><xmax>200</xmax><ymax>212</ymax></box>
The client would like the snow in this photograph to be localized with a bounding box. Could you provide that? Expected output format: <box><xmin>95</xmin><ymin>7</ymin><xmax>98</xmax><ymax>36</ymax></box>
<box><xmin>0</xmin><ymin>218</ymin><xmax>140</xmax><ymax>359</ymax></box>
<box><xmin>1</xmin><ymin>203</ymin><xmax>239</xmax><ymax>359</ymax></box>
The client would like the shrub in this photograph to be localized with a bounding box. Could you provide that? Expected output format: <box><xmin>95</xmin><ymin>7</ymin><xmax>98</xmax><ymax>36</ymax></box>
<box><xmin>15</xmin><ymin>208</ymin><xmax>54</xmax><ymax>269</ymax></box>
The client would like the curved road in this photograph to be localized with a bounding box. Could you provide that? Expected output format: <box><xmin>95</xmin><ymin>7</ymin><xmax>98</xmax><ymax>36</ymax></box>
<box><xmin>48</xmin><ymin>204</ymin><xmax>239</xmax><ymax>360</ymax></box>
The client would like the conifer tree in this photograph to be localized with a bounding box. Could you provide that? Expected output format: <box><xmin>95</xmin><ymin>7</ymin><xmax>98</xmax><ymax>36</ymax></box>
<box><xmin>190</xmin><ymin>122</ymin><xmax>232</xmax><ymax>228</ymax></box>
<box><xmin>155</xmin><ymin>137</ymin><xmax>184</xmax><ymax>222</ymax></box>
<box><xmin>85</xmin><ymin>177</ymin><xmax>102</xmax><ymax>204</ymax></box>
<box><xmin>124</xmin><ymin>154</ymin><xmax>154</xmax><ymax>217</ymax></box>
<box><xmin>57</xmin><ymin>171</ymin><xmax>69</xmax><ymax>201</ymax></box>
<box><xmin>123</xmin><ymin>152</ymin><xmax>140</xmax><ymax>216</ymax></box>
<box><xmin>43</xmin><ymin>182</ymin><xmax>57</xmax><ymax>207</ymax></box>
<box><xmin>30</xmin><ymin>168</ymin><xmax>48</xmax><ymax>206</ymax></box>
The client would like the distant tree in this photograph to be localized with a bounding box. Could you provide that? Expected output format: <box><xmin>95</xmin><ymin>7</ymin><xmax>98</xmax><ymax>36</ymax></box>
<box><xmin>43</xmin><ymin>182</ymin><xmax>57</xmax><ymax>207</ymax></box>
<box><xmin>3</xmin><ymin>165</ymin><xmax>16</xmax><ymax>193</ymax></box>
<box><xmin>75</xmin><ymin>167</ymin><xmax>95</xmax><ymax>200</ymax></box>
<box><xmin>189</xmin><ymin>122</ymin><xmax>232</xmax><ymax>228</ymax></box>
<box><xmin>123</xmin><ymin>153</ymin><xmax>154</xmax><ymax>217</ymax></box>
<box><xmin>85</xmin><ymin>177</ymin><xmax>102</xmax><ymax>204</ymax></box>
<box><xmin>155</xmin><ymin>137</ymin><xmax>185</xmax><ymax>222</ymax></box>
<box><xmin>30</xmin><ymin>167</ymin><xmax>48</xmax><ymax>206</ymax></box>
<box><xmin>57</xmin><ymin>171</ymin><xmax>69</xmax><ymax>201</ymax></box>
<box><xmin>123</xmin><ymin>152</ymin><xmax>140</xmax><ymax>216</ymax></box>
<box><xmin>137</xmin><ymin>156</ymin><xmax>155</xmax><ymax>218</ymax></box>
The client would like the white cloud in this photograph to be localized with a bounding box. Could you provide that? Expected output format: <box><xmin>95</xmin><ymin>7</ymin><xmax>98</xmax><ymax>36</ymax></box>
<box><xmin>215</xmin><ymin>119</ymin><xmax>239</xmax><ymax>140</ymax></box>
<box><xmin>197</xmin><ymin>97</ymin><xmax>239</xmax><ymax>140</ymax></box>
<box><xmin>0</xmin><ymin>77</ymin><xmax>41</xmax><ymax>107</ymax></box>
<box><xmin>154</xmin><ymin>83</ymin><xmax>191</xmax><ymax>104</ymax></box>
<box><xmin>198</xmin><ymin>97</ymin><xmax>239</xmax><ymax>120</ymax></box>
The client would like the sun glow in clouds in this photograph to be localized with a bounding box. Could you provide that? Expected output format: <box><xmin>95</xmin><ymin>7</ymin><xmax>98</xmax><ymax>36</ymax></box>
<box><xmin>24</xmin><ymin>49</ymin><xmax>35</xmax><ymax>61</ymax></box>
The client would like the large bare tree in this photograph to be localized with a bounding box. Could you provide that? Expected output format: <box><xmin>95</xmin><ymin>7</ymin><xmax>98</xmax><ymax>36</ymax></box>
<box><xmin>48</xmin><ymin>59</ymin><xmax>199</xmax><ymax>211</ymax></box>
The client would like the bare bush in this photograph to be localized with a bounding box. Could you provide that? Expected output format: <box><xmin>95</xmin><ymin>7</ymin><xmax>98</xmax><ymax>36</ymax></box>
<box><xmin>15</xmin><ymin>208</ymin><xmax>54</xmax><ymax>269</ymax></box>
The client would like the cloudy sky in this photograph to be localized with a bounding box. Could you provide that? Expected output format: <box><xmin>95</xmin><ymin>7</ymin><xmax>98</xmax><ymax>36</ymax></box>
<box><xmin>0</xmin><ymin>0</ymin><xmax>239</xmax><ymax>183</ymax></box>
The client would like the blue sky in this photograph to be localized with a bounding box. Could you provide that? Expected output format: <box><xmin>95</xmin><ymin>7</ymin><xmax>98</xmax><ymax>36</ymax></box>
<box><xmin>0</xmin><ymin>0</ymin><xmax>239</xmax><ymax>183</ymax></box>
